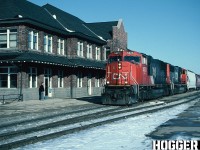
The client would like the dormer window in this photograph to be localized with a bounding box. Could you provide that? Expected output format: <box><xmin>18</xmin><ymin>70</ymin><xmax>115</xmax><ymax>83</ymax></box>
<box><xmin>0</xmin><ymin>29</ymin><xmax>17</xmax><ymax>49</ymax></box>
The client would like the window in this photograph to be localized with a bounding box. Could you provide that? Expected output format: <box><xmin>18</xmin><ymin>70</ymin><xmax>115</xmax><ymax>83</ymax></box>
<box><xmin>96</xmin><ymin>47</ymin><xmax>101</xmax><ymax>60</ymax></box>
<box><xmin>108</xmin><ymin>56</ymin><xmax>122</xmax><ymax>63</ymax></box>
<box><xmin>28</xmin><ymin>31</ymin><xmax>38</xmax><ymax>50</ymax></box>
<box><xmin>57</xmin><ymin>39</ymin><xmax>64</xmax><ymax>55</ymax></box>
<box><xmin>44</xmin><ymin>35</ymin><xmax>52</xmax><ymax>53</ymax></box>
<box><xmin>103</xmin><ymin>48</ymin><xmax>106</xmax><ymax>60</ymax></box>
<box><xmin>77</xmin><ymin>41</ymin><xmax>83</xmax><ymax>57</ymax></box>
<box><xmin>0</xmin><ymin>29</ymin><xmax>17</xmax><ymax>48</ymax></box>
<box><xmin>28</xmin><ymin>67</ymin><xmax>37</xmax><ymax>88</ymax></box>
<box><xmin>77</xmin><ymin>72</ymin><xmax>82</xmax><ymax>88</ymax></box>
<box><xmin>87</xmin><ymin>44</ymin><xmax>92</xmax><ymax>59</ymax></box>
<box><xmin>44</xmin><ymin>68</ymin><xmax>52</xmax><ymax>89</ymax></box>
<box><xmin>106</xmin><ymin>48</ymin><xmax>111</xmax><ymax>60</ymax></box>
<box><xmin>58</xmin><ymin>70</ymin><xmax>64</xmax><ymax>88</ymax></box>
<box><xmin>124</xmin><ymin>56</ymin><xmax>141</xmax><ymax>64</ymax></box>
<box><xmin>95</xmin><ymin>78</ymin><xmax>100</xmax><ymax>87</ymax></box>
<box><xmin>142</xmin><ymin>57</ymin><xmax>147</xmax><ymax>65</ymax></box>
<box><xmin>0</xmin><ymin>67</ymin><xmax>17</xmax><ymax>88</ymax></box>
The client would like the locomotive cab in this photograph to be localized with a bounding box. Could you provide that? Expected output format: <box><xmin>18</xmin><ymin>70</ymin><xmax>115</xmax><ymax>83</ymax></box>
<box><xmin>106</xmin><ymin>51</ymin><xmax>141</xmax><ymax>86</ymax></box>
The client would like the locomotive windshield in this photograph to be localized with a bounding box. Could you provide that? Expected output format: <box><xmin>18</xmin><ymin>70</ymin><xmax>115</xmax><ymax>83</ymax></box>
<box><xmin>108</xmin><ymin>56</ymin><xmax>122</xmax><ymax>63</ymax></box>
<box><xmin>124</xmin><ymin>56</ymin><xmax>140</xmax><ymax>63</ymax></box>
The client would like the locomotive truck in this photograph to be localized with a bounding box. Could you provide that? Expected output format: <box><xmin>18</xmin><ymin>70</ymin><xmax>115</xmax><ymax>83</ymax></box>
<box><xmin>101</xmin><ymin>50</ymin><xmax>198</xmax><ymax>105</ymax></box>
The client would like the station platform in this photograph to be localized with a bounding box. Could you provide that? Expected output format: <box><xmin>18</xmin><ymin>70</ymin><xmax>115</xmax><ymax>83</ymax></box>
<box><xmin>149</xmin><ymin>98</ymin><xmax>200</xmax><ymax>139</ymax></box>
<box><xmin>0</xmin><ymin>96</ymin><xmax>102</xmax><ymax>121</ymax></box>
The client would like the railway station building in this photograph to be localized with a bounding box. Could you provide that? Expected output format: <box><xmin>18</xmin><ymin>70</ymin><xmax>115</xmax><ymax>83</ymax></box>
<box><xmin>0</xmin><ymin>0</ymin><xmax>127</xmax><ymax>100</ymax></box>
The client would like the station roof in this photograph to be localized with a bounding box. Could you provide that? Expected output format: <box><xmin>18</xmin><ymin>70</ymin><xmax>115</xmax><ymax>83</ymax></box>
<box><xmin>0</xmin><ymin>51</ymin><xmax>106</xmax><ymax>70</ymax></box>
<box><xmin>42</xmin><ymin>4</ymin><xmax>106</xmax><ymax>43</ymax></box>
<box><xmin>70</xmin><ymin>57</ymin><xmax>106</xmax><ymax>69</ymax></box>
<box><xmin>85</xmin><ymin>21</ymin><xmax>118</xmax><ymax>40</ymax></box>
<box><xmin>0</xmin><ymin>0</ymin><xmax>118</xmax><ymax>44</ymax></box>
<box><xmin>0</xmin><ymin>0</ymin><xmax>65</xmax><ymax>33</ymax></box>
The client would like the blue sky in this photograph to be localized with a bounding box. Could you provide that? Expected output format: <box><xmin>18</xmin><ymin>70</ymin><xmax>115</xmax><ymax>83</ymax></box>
<box><xmin>29</xmin><ymin>0</ymin><xmax>200</xmax><ymax>74</ymax></box>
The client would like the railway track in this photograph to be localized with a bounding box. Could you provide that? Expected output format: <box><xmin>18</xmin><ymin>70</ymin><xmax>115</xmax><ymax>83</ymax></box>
<box><xmin>0</xmin><ymin>92</ymin><xmax>199</xmax><ymax>149</ymax></box>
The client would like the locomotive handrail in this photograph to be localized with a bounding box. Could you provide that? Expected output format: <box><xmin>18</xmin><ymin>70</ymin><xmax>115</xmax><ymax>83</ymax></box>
<box><xmin>130</xmin><ymin>67</ymin><xmax>139</xmax><ymax>98</ymax></box>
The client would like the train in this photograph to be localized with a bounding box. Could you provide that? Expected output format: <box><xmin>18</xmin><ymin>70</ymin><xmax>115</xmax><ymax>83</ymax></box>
<box><xmin>101</xmin><ymin>50</ymin><xmax>200</xmax><ymax>105</ymax></box>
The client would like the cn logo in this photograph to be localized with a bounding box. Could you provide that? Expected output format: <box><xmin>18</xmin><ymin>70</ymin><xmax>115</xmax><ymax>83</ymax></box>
<box><xmin>113</xmin><ymin>73</ymin><xmax>128</xmax><ymax>80</ymax></box>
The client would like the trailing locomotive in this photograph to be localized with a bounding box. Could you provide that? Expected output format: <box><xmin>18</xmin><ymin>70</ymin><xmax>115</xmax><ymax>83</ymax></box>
<box><xmin>101</xmin><ymin>50</ymin><xmax>198</xmax><ymax>105</ymax></box>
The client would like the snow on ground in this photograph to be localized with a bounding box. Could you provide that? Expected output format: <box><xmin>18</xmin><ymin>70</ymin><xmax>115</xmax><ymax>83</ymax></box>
<box><xmin>15</xmin><ymin>100</ymin><xmax>197</xmax><ymax>150</ymax></box>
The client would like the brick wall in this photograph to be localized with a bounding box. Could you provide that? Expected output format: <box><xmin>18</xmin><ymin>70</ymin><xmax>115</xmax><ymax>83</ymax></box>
<box><xmin>1</xmin><ymin>24</ymin><xmax>106</xmax><ymax>100</ymax></box>
<box><xmin>67</xmin><ymin>38</ymin><xmax>77</xmax><ymax>57</ymax></box>
<box><xmin>18</xmin><ymin>25</ymin><xmax>28</xmax><ymax>50</ymax></box>
<box><xmin>104</xmin><ymin>20</ymin><xmax>128</xmax><ymax>53</ymax></box>
<box><xmin>112</xmin><ymin>20</ymin><xmax>127</xmax><ymax>51</ymax></box>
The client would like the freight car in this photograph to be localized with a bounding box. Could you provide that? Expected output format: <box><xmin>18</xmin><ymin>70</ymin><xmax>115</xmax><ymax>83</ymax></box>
<box><xmin>196</xmin><ymin>74</ymin><xmax>200</xmax><ymax>90</ymax></box>
<box><xmin>187</xmin><ymin>70</ymin><xmax>196</xmax><ymax>90</ymax></box>
<box><xmin>101</xmin><ymin>50</ymin><xmax>192</xmax><ymax>105</ymax></box>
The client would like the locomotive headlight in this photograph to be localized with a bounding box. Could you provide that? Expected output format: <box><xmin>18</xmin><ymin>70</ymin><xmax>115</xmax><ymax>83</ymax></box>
<box><xmin>118</xmin><ymin>63</ymin><xmax>122</xmax><ymax>69</ymax></box>
<box><xmin>125</xmin><ymin>81</ymin><xmax>128</xmax><ymax>84</ymax></box>
<box><xmin>106</xmin><ymin>81</ymin><xmax>110</xmax><ymax>84</ymax></box>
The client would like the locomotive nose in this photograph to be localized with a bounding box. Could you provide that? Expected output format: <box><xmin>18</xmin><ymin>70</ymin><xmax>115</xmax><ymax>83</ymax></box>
<box><xmin>108</xmin><ymin>62</ymin><xmax>129</xmax><ymax>85</ymax></box>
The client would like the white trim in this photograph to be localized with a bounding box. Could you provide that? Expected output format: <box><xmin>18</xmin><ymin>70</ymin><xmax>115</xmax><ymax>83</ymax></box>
<box><xmin>95</xmin><ymin>78</ymin><xmax>100</xmax><ymax>87</ymax></box>
<box><xmin>77</xmin><ymin>41</ymin><xmax>83</xmax><ymax>57</ymax></box>
<box><xmin>44</xmin><ymin>35</ymin><xmax>52</xmax><ymax>53</ymax></box>
<box><xmin>57</xmin><ymin>38</ymin><xmax>65</xmax><ymax>55</ymax></box>
<box><xmin>117</xmin><ymin>19</ymin><xmax>123</xmax><ymax>29</ymax></box>
<box><xmin>96</xmin><ymin>47</ymin><xmax>100</xmax><ymax>60</ymax></box>
<box><xmin>29</xmin><ymin>31</ymin><xmax>33</xmax><ymax>49</ymax></box>
<box><xmin>28</xmin><ymin>31</ymin><xmax>38</xmax><ymax>50</ymax></box>
<box><xmin>0</xmin><ymin>67</ymin><xmax>17</xmax><ymax>88</ymax></box>
<box><xmin>28</xmin><ymin>67</ymin><xmax>37</xmax><ymax>88</ymax></box>
<box><xmin>104</xmin><ymin>47</ymin><xmax>107</xmax><ymax>60</ymax></box>
<box><xmin>82</xmin><ymin>24</ymin><xmax>106</xmax><ymax>41</ymax></box>
<box><xmin>77</xmin><ymin>72</ymin><xmax>83</xmax><ymax>88</ymax></box>
<box><xmin>0</xmin><ymin>29</ymin><xmax>17</xmax><ymax>49</ymax></box>
<box><xmin>7</xmin><ymin>29</ymin><xmax>10</xmax><ymax>47</ymax></box>
<box><xmin>87</xmin><ymin>44</ymin><xmax>92</xmax><ymax>59</ymax></box>
<box><xmin>57</xmin><ymin>38</ymin><xmax>60</xmax><ymax>54</ymax></box>
<box><xmin>58</xmin><ymin>70</ymin><xmax>64</xmax><ymax>88</ymax></box>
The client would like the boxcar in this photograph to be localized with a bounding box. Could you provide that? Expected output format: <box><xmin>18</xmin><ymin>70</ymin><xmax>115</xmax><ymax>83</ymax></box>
<box><xmin>196</xmin><ymin>74</ymin><xmax>200</xmax><ymax>90</ymax></box>
<box><xmin>187</xmin><ymin>70</ymin><xmax>196</xmax><ymax>90</ymax></box>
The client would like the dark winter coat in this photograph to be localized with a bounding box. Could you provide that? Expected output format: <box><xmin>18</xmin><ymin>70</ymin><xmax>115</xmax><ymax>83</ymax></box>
<box><xmin>39</xmin><ymin>85</ymin><xmax>44</xmax><ymax>92</ymax></box>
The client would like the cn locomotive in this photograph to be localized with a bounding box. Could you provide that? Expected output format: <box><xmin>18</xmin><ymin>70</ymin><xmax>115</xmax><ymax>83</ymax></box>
<box><xmin>101</xmin><ymin>50</ymin><xmax>199</xmax><ymax>105</ymax></box>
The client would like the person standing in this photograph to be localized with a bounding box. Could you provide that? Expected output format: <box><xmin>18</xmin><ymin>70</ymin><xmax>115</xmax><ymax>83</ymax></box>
<box><xmin>39</xmin><ymin>82</ymin><xmax>44</xmax><ymax>100</ymax></box>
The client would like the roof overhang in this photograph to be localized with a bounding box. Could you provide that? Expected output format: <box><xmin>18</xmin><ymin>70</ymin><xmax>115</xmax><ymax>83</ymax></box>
<box><xmin>0</xmin><ymin>51</ymin><xmax>106</xmax><ymax>70</ymax></box>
